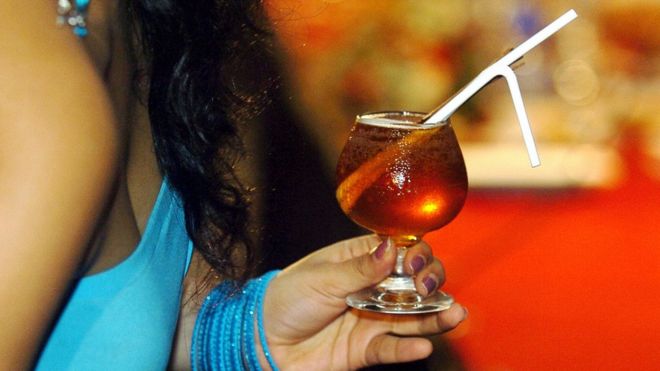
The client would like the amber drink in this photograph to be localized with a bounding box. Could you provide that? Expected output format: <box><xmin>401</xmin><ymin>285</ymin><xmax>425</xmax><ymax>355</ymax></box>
<box><xmin>336</xmin><ymin>111</ymin><xmax>467</xmax><ymax>313</ymax></box>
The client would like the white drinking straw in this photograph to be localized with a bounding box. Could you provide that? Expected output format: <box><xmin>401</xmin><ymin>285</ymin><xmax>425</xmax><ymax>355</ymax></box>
<box><xmin>422</xmin><ymin>9</ymin><xmax>579</xmax><ymax>167</ymax></box>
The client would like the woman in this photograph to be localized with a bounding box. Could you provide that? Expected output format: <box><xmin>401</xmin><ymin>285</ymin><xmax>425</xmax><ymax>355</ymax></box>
<box><xmin>0</xmin><ymin>0</ymin><xmax>467</xmax><ymax>369</ymax></box>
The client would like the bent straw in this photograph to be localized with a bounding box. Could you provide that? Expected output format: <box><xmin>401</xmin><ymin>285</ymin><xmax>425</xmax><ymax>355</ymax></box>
<box><xmin>422</xmin><ymin>9</ymin><xmax>579</xmax><ymax>167</ymax></box>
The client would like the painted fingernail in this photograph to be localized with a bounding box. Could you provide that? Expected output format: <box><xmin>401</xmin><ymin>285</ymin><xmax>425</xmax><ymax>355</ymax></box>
<box><xmin>410</xmin><ymin>256</ymin><xmax>425</xmax><ymax>274</ymax></box>
<box><xmin>373</xmin><ymin>239</ymin><xmax>391</xmax><ymax>260</ymax></box>
<box><xmin>422</xmin><ymin>276</ymin><xmax>437</xmax><ymax>294</ymax></box>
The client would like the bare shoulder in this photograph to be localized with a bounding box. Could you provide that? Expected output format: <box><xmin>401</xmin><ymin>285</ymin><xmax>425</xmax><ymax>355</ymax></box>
<box><xmin>0</xmin><ymin>1</ymin><xmax>120</xmax><ymax>367</ymax></box>
<box><xmin>0</xmin><ymin>0</ymin><xmax>119</xmax><ymax>226</ymax></box>
<box><xmin>0</xmin><ymin>0</ymin><xmax>117</xmax><ymax>142</ymax></box>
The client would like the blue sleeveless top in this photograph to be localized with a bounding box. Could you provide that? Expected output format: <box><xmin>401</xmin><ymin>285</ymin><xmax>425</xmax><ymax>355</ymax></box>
<box><xmin>36</xmin><ymin>181</ymin><xmax>194</xmax><ymax>370</ymax></box>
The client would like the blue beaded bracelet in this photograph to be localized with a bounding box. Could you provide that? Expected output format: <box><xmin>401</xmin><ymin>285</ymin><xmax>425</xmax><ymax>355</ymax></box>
<box><xmin>191</xmin><ymin>270</ymin><xmax>281</xmax><ymax>371</ymax></box>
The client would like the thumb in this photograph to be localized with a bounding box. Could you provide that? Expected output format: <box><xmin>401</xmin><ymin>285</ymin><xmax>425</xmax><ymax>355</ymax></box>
<box><xmin>327</xmin><ymin>238</ymin><xmax>397</xmax><ymax>298</ymax></box>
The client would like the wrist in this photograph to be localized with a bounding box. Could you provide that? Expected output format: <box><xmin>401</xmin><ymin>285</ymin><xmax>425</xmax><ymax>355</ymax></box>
<box><xmin>251</xmin><ymin>270</ymin><xmax>280</xmax><ymax>371</ymax></box>
<box><xmin>190</xmin><ymin>270</ymin><xmax>280</xmax><ymax>371</ymax></box>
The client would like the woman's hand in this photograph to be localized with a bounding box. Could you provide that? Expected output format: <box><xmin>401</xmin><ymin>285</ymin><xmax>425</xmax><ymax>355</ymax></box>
<box><xmin>263</xmin><ymin>235</ymin><xmax>467</xmax><ymax>370</ymax></box>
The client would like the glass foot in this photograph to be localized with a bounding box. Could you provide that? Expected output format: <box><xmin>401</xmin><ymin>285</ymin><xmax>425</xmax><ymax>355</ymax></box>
<box><xmin>346</xmin><ymin>288</ymin><xmax>454</xmax><ymax>314</ymax></box>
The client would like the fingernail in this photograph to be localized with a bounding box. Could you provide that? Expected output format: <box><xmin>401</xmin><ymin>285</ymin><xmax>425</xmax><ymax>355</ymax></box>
<box><xmin>422</xmin><ymin>276</ymin><xmax>437</xmax><ymax>294</ymax></box>
<box><xmin>410</xmin><ymin>255</ymin><xmax>425</xmax><ymax>274</ymax></box>
<box><xmin>373</xmin><ymin>239</ymin><xmax>391</xmax><ymax>260</ymax></box>
<box><xmin>463</xmin><ymin>307</ymin><xmax>469</xmax><ymax>319</ymax></box>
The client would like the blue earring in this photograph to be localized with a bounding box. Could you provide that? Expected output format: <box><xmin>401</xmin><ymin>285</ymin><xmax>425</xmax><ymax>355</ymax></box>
<box><xmin>56</xmin><ymin>0</ymin><xmax>90</xmax><ymax>37</ymax></box>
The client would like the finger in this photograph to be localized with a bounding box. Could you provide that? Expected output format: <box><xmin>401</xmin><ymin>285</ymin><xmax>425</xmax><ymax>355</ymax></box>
<box><xmin>364</xmin><ymin>334</ymin><xmax>433</xmax><ymax>367</ymax></box>
<box><xmin>402</xmin><ymin>241</ymin><xmax>434</xmax><ymax>276</ymax></box>
<box><xmin>414</xmin><ymin>258</ymin><xmax>446</xmax><ymax>296</ymax></box>
<box><xmin>306</xmin><ymin>234</ymin><xmax>380</xmax><ymax>264</ymax></box>
<box><xmin>388</xmin><ymin>303</ymin><xmax>468</xmax><ymax>336</ymax></box>
<box><xmin>322</xmin><ymin>238</ymin><xmax>397</xmax><ymax>299</ymax></box>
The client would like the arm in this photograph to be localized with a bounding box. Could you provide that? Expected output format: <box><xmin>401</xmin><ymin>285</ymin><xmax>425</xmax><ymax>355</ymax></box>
<box><xmin>0</xmin><ymin>1</ymin><xmax>119</xmax><ymax>367</ymax></box>
<box><xmin>185</xmin><ymin>235</ymin><xmax>466</xmax><ymax>370</ymax></box>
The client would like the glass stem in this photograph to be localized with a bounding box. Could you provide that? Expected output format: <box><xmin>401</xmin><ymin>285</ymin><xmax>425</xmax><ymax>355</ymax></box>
<box><xmin>376</xmin><ymin>246</ymin><xmax>416</xmax><ymax>292</ymax></box>
<box><xmin>394</xmin><ymin>247</ymin><xmax>407</xmax><ymax>276</ymax></box>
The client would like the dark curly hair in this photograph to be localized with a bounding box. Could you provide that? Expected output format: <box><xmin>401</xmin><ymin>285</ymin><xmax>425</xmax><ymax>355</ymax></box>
<box><xmin>127</xmin><ymin>0</ymin><xmax>275</xmax><ymax>282</ymax></box>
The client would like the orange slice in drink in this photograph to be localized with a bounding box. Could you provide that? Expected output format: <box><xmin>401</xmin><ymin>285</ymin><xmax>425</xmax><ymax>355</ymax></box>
<box><xmin>336</xmin><ymin>125</ymin><xmax>441</xmax><ymax>213</ymax></box>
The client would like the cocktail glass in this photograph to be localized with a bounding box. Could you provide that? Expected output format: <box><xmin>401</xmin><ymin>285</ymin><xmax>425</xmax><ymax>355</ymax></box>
<box><xmin>336</xmin><ymin>111</ymin><xmax>468</xmax><ymax>314</ymax></box>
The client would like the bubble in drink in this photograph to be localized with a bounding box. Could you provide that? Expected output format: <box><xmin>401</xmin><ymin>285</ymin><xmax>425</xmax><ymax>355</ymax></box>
<box><xmin>336</xmin><ymin>112</ymin><xmax>468</xmax><ymax>239</ymax></box>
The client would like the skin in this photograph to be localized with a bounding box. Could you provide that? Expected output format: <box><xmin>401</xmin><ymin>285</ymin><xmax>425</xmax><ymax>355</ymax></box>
<box><xmin>0</xmin><ymin>1</ymin><xmax>465</xmax><ymax>369</ymax></box>
<box><xmin>264</xmin><ymin>235</ymin><xmax>467</xmax><ymax>370</ymax></box>
<box><xmin>0</xmin><ymin>1</ymin><xmax>120</xmax><ymax>368</ymax></box>
<box><xmin>0</xmin><ymin>0</ymin><xmax>160</xmax><ymax>367</ymax></box>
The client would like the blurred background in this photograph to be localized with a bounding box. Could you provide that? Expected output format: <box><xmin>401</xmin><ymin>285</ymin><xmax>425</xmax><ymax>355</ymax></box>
<box><xmin>253</xmin><ymin>0</ymin><xmax>660</xmax><ymax>370</ymax></box>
